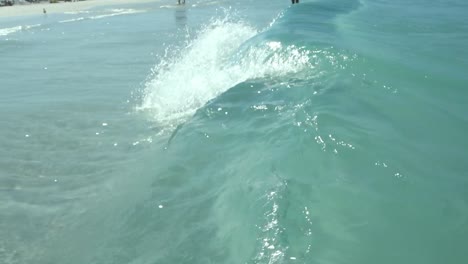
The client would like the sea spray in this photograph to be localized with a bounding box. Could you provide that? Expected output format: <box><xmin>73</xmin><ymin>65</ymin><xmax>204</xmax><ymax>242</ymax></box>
<box><xmin>139</xmin><ymin>16</ymin><xmax>312</xmax><ymax>125</ymax></box>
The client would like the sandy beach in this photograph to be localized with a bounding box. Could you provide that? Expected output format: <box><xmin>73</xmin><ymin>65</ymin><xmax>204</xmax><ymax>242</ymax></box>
<box><xmin>0</xmin><ymin>0</ymin><xmax>157</xmax><ymax>18</ymax></box>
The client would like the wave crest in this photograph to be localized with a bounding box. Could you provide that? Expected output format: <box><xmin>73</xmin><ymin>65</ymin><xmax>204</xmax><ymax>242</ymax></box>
<box><xmin>139</xmin><ymin>18</ymin><xmax>312</xmax><ymax>124</ymax></box>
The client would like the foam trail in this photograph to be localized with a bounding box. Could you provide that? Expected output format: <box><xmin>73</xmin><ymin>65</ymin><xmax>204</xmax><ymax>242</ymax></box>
<box><xmin>140</xmin><ymin>18</ymin><xmax>312</xmax><ymax>124</ymax></box>
<box><xmin>59</xmin><ymin>17</ymin><xmax>86</xmax><ymax>23</ymax></box>
<box><xmin>0</xmin><ymin>24</ymin><xmax>40</xmax><ymax>36</ymax></box>
<box><xmin>59</xmin><ymin>9</ymin><xmax>145</xmax><ymax>23</ymax></box>
<box><xmin>89</xmin><ymin>9</ymin><xmax>145</xmax><ymax>19</ymax></box>
<box><xmin>63</xmin><ymin>10</ymin><xmax>91</xmax><ymax>15</ymax></box>
<box><xmin>0</xmin><ymin>26</ymin><xmax>22</xmax><ymax>36</ymax></box>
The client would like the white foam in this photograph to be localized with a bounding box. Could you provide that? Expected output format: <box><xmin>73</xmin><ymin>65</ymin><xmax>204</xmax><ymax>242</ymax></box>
<box><xmin>64</xmin><ymin>10</ymin><xmax>91</xmax><ymax>15</ymax></box>
<box><xmin>0</xmin><ymin>26</ymin><xmax>22</xmax><ymax>36</ymax></box>
<box><xmin>59</xmin><ymin>17</ymin><xmax>86</xmax><ymax>23</ymax></box>
<box><xmin>0</xmin><ymin>24</ymin><xmax>40</xmax><ymax>36</ymax></box>
<box><xmin>139</xmin><ymin>18</ymin><xmax>311</xmax><ymax>124</ymax></box>
<box><xmin>59</xmin><ymin>9</ymin><xmax>145</xmax><ymax>24</ymax></box>
<box><xmin>90</xmin><ymin>9</ymin><xmax>144</xmax><ymax>20</ymax></box>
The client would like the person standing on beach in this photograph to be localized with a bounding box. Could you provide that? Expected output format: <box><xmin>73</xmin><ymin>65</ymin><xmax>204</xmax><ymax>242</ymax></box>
<box><xmin>43</xmin><ymin>8</ymin><xmax>47</xmax><ymax>14</ymax></box>
<box><xmin>177</xmin><ymin>0</ymin><xmax>185</xmax><ymax>5</ymax></box>
<box><xmin>291</xmin><ymin>0</ymin><xmax>299</xmax><ymax>4</ymax></box>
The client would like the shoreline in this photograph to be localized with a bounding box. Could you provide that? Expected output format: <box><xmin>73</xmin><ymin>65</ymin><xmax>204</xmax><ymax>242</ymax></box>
<box><xmin>0</xmin><ymin>0</ymin><xmax>158</xmax><ymax>18</ymax></box>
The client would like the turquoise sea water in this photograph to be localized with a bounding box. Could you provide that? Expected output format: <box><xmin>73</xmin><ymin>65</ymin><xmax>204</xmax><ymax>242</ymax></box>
<box><xmin>1</xmin><ymin>0</ymin><xmax>468</xmax><ymax>263</ymax></box>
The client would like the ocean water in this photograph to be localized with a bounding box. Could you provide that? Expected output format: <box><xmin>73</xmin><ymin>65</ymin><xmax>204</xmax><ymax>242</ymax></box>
<box><xmin>1</xmin><ymin>0</ymin><xmax>468</xmax><ymax>263</ymax></box>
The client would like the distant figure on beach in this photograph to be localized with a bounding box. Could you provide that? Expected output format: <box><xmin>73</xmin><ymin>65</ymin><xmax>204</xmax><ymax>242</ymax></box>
<box><xmin>43</xmin><ymin>8</ymin><xmax>47</xmax><ymax>14</ymax></box>
<box><xmin>178</xmin><ymin>0</ymin><xmax>185</xmax><ymax>5</ymax></box>
<box><xmin>291</xmin><ymin>0</ymin><xmax>299</xmax><ymax>4</ymax></box>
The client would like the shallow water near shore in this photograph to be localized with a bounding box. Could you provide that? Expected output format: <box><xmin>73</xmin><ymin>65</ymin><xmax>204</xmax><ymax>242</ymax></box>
<box><xmin>1</xmin><ymin>0</ymin><xmax>468</xmax><ymax>263</ymax></box>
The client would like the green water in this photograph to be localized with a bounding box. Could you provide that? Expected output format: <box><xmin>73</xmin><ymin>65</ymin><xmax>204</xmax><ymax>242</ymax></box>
<box><xmin>1</xmin><ymin>0</ymin><xmax>467</xmax><ymax>263</ymax></box>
